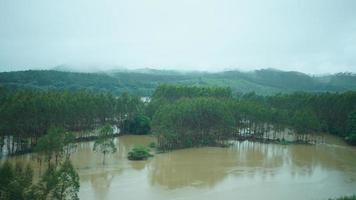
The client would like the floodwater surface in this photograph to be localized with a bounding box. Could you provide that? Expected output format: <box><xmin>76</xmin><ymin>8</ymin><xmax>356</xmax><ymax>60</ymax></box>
<box><xmin>4</xmin><ymin>135</ymin><xmax>356</xmax><ymax>200</ymax></box>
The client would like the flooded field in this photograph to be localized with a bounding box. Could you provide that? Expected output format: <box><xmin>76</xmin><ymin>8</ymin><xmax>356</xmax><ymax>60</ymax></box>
<box><xmin>3</xmin><ymin>135</ymin><xmax>356</xmax><ymax>200</ymax></box>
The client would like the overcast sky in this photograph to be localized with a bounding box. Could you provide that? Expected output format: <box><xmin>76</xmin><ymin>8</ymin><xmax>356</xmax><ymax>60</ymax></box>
<box><xmin>0</xmin><ymin>0</ymin><xmax>356</xmax><ymax>74</ymax></box>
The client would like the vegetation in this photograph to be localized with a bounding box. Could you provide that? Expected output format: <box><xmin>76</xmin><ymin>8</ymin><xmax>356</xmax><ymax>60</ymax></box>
<box><xmin>148</xmin><ymin>142</ymin><xmax>156</xmax><ymax>148</ymax></box>
<box><xmin>123</xmin><ymin>114</ymin><xmax>151</xmax><ymax>135</ymax></box>
<box><xmin>0</xmin><ymin>125</ymin><xmax>81</xmax><ymax>200</ymax></box>
<box><xmin>0</xmin><ymin>159</ymin><xmax>79</xmax><ymax>200</ymax></box>
<box><xmin>127</xmin><ymin>145</ymin><xmax>153</xmax><ymax>160</ymax></box>
<box><xmin>35</xmin><ymin>127</ymin><xmax>76</xmax><ymax>168</ymax></box>
<box><xmin>152</xmin><ymin>97</ymin><xmax>234</xmax><ymax>150</ymax></box>
<box><xmin>0</xmin><ymin>71</ymin><xmax>356</xmax><ymax>198</ymax></box>
<box><xmin>93</xmin><ymin>124</ymin><xmax>117</xmax><ymax>165</ymax></box>
<box><xmin>329</xmin><ymin>195</ymin><xmax>356</xmax><ymax>200</ymax></box>
<box><xmin>0</xmin><ymin>89</ymin><xmax>143</xmax><ymax>155</ymax></box>
<box><xmin>149</xmin><ymin>85</ymin><xmax>356</xmax><ymax>150</ymax></box>
<box><xmin>0</xmin><ymin>162</ymin><xmax>33</xmax><ymax>200</ymax></box>
<box><xmin>0</xmin><ymin>84</ymin><xmax>355</xmax><ymax>154</ymax></box>
<box><xmin>1</xmin><ymin>69</ymin><xmax>356</xmax><ymax>96</ymax></box>
<box><xmin>346</xmin><ymin>111</ymin><xmax>356</xmax><ymax>144</ymax></box>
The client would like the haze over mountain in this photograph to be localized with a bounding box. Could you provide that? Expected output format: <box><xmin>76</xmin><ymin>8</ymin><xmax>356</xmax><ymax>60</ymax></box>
<box><xmin>1</xmin><ymin>0</ymin><xmax>356</xmax><ymax>73</ymax></box>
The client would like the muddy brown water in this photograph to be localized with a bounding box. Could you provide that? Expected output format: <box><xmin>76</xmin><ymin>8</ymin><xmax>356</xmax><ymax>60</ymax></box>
<box><xmin>3</xmin><ymin>135</ymin><xmax>356</xmax><ymax>200</ymax></box>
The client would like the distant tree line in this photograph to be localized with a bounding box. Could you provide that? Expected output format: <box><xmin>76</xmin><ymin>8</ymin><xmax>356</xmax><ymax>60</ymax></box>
<box><xmin>1</xmin><ymin>84</ymin><xmax>356</xmax><ymax>154</ymax></box>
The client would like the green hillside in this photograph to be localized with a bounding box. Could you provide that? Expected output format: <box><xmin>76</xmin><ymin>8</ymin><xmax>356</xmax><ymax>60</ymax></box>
<box><xmin>0</xmin><ymin>68</ymin><xmax>355</xmax><ymax>96</ymax></box>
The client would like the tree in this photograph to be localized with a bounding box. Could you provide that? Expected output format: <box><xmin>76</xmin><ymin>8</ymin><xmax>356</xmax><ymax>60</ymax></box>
<box><xmin>0</xmin><ymin>89</ymin><xmax>143</xmax><ymax>156</ymax></box>
<box><xmin>152</xmin><ymin>97</ymin><xmax>235</xmax><ymax>150</ymax></box>
<box><xmin>35</xmin><ymin>127</ymin><xmax>75</xmax><ymax>168</ymax></box>
<box><xmin>346</xmin><ymin>111</ymin><xmax>356</xmax><ymax>144</ymax></box>
<box><xmin>93</xmin><ymin>124</ymin><xmax>117</xmax><ymax>165</ymax></box>
<box><xmin>27</xmin><ymin>159</ymin><xmax>80</xmax><ymax>200</ymax></box>
<box><xmin>0</xmin><ymin>162</ymin><xmax>14</xmax><ymax>199</ymax></box>
<box><xmin>0</xmin><ymin>162</ymin><xmax>33</xmax><ymax>200</ymax></box>
<box><xmin>124</xmin><ymin>114</ymin><xmax>151</xmax><ymax>134</ymax></box>
<box><xmin>53</xmin><ymin>158</ymin><xmax>80</xmax><ymax>200</ymax></box>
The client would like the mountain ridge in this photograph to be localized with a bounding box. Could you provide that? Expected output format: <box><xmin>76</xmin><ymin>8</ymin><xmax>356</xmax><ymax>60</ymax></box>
<box><xmin>0</xmin><ymin>68</ymin><xmax>355</xmax><ymax>96</ymax></box>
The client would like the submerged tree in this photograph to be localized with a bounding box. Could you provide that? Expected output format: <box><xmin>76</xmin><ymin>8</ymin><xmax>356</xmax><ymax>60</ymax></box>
<box><xmin>27</xmin><ymin>158</ymin><xmax>80</xmax><ymax>200</ymax></box>
<box><xmin>93</xmin><ymin>124</ymin><xmax>117</xmax><ymax>165</ymax></box>
<box><xmin>0</xmin><ymin>162</ymin><xmax>33</xmax><ymax>200</ymax></box>
<box><xmin>53</xmin><ymin>158</ymin><xmax>80</xmax><ymax>200</ymax></box>
<box><xmin>152</xmin><ymin>97</ymin><xmax>235</xmax><ymax>150</ymax></box>
<box><xmin>346</xmin><ymin>111</ymin><xmax>356</xmax><ymax>144</ymax></box>
<box><xmin>0</xmin><ymin>89</ymin><xmax>143</xmax><ymax>155</ymax></box>
<box><xmin>35</xmin><ymin>127</ymin><xmax>76</xmax><ymax>168</ymax></box>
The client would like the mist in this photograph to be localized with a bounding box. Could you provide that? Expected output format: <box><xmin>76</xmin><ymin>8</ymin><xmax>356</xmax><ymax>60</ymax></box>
<box><xmin>1</xmin><ymin>0</ymin><xmax>356</xmax><ymax>74</ymax></box>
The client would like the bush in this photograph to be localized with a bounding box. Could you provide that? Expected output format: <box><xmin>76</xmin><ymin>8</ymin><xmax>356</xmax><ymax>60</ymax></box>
<box><xmin>127</xmin><ymin>145</ymin><xmax>153</xmax><ymax>160</ymax></box>
<box><xmin>148</xmin><ymin>142</ymin><xmax>156</xmax><ymax>148</ymax></box>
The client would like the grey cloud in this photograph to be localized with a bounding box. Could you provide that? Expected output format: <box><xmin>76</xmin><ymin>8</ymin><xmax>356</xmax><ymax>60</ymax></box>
<box><xmin>0</xmin><ymin>0</ymin><xmax>355</xmax><ymax>73</ymax></box>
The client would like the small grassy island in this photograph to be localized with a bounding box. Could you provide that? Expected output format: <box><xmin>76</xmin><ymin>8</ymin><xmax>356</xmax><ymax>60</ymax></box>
<box><xmin>127</xmin><ymin>145</ymin><xmax>153</xmax><ymax>160</ymax></box>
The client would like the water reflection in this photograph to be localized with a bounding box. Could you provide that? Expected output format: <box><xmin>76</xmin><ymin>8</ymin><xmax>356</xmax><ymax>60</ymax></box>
<box><xmin>148</xmin><ymin>137</ymin><xmax>356</xmax><ymax>191</ymax></box>
<box><xmin>130</xmin><ymin>160</ymin><xmax>149</xmax><ymax>171</ymax></box>
<box><xmin>149</xmin><ymin>147</ymin><xmax>239</xmax><ymax>189</ymax></box>
<box><xmin>89</xmin><ymin>171</ymin><xmax>115</xmax><ymax>200</ymax></box>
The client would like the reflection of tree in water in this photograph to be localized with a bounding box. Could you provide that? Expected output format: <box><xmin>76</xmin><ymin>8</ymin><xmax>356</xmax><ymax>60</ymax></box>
<box><xmin>90</xmin><ymin>171</ymin><xmax>115</xmax><ymax>200</ymax></box>
<box><xmin>230</xmin><ymin>141</ymin><xmax>285</xmax><ymax>179</ymax></box>
<box><xmin>230</xmin><ymin>141</ymin><xmax>329</xmax><ymax>179</ymax></box>
<box><xmin>149</xmin><ymin>147</ymin><xmax>239</xmax><ymax>189</ymax></box>
<box><xmin>148</xmin><ymin>139</ymin><xmax>356</xmax><ymax>190</ymax></box>
<box><xmin>230</xmin><ymin>139</ymin><xmax>356</xmax><ymax>179</ymax></box>
<box><xmin>79</xmin><ymin>168</ymin><xmax>123</xmax><ymax>200</ymax></box>
<box><xmin>288</xmin><ymin>145</ymin><xmax>320</xmax><ymax>177</ymax></box>
<box><xmin>130</xmin><ymin>160</ymin><xmax>149</xmax><ymax>171</ymax></box>
<box><xmin>288</xmin><ymin>143</ymin><xmax>356</xmax><ymax>178</ymax></box>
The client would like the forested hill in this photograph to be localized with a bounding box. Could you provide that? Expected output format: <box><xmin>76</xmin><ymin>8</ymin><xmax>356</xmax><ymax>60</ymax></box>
<box><xmin>0</xmin><ymin>69</ymin><xmax>355</xmax><ymax>96</ymax></box>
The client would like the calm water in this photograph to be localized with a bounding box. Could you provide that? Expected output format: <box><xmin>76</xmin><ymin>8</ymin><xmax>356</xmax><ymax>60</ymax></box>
<box><xmin>4</xmin><ymin>135</ymin><xmax>356</xmax><ymax>200</ymax></box>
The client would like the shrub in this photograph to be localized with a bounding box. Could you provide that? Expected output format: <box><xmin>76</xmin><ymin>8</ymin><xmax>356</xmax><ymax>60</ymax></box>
<box><xmin>127</xmin><ymin>145</ymin><xmax>153</xmax><ymax>160</ymax></box>
<box><xmin>148</xmin><ymin>142</ymin><xmax>156</xmax><ymax>148</ymax></box>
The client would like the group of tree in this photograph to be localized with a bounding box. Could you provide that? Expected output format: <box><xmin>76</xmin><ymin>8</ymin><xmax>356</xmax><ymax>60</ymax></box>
<box><xmin>0</xmin><ymin>123</ymin><xmax>122</xmax><ymax>199</ymax></box>
<box><xmin>152</xmin><ymin>97</ymin><xmax>234</xmax><ymax>150</ymax></box>
<box><xmin>0</xmin><ymin>158</ymin><xmax>79</xmax><ymax>200</ymax></box>
<box><xmin>35</xmin><ymin>127</ymin><xmax>77</xmax><ymax>169</ymax></box>
<box><xmin>238</xmin><ymin>91</ymin><xmax>356</xmax><ymax>144</ymax></box>
<box><xmin>0</xmin><ymin>88</ymin><xmax>144</xmax><ymax>155</ymax></box>
<box><xmin>0</xmin><ymin>126</ymin><xmax>80</xmax><ymax>200</ymax></box>
<box><xmin>148</xmin><ymin>85</ymin><xmax>356</xmax><ymax>150</ymax></box>
<box><xmin>1</xmin><ymin>83</ymin><xmax>356</xmax><ymax>154</ymax></box>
